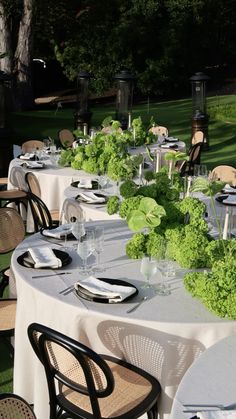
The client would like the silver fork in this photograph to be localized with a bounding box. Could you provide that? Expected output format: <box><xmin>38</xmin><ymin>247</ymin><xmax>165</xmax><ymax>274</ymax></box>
<box><xmin>126</xmin><ymin>296</ymin><xmax>147</xmax><ymax>313</ymax></box>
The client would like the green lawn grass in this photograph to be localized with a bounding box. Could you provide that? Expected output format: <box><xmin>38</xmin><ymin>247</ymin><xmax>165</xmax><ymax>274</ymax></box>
<box><xmin>8</xmin><ymin>94</ymin><xmax>236</xmax><ymax>169</ymax></box>
<box><xmin>1</xmin><ymin>93</ymin><xmax>236</xmax><ymax>394</ymax></box>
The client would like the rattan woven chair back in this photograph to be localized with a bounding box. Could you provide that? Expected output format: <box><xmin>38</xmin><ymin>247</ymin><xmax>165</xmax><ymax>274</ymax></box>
<box><xmin>21</xmin><ymin>140</ymin><xmax>44</xmax><ymax>154</ymax></box>
<box><xmin>149</xmin><ymin>125</ymin><xmax>169</xmax><ymax>137</ymax></box>
<box><xmin>9</xmin><ymin>166</ymin><xmax>28</xmax><ymax>191</ymax></box>
<box><xmin>58</xmin><ymin>129</ymin><xmax>74</xmax><ymax>148</ymax></box>
<box><xmin>191</xmin><ymin>130</ymin><xmax>204</xmax><ymax>145</ymax></box>
<box><xmin>0</xmin><ymin>208</ymin><xmax>25</xmax><ymax>254</ymax></box>
<box><xmin>179</xmin><ymin>142</ymin><xmax>203</xmax><ymax>176</ymax></box>
<box><xmin>210</xmin><ymin>165</ymin><xmax>236</xmax><ymax>186</ymax></box>
<box><xmin>61</xmin><ymin>198</ymin><xmax>85</xmax><ymax>223</ymax></box>
<box><xmin>25</xmin><ymin>172</ymin><xmax>41</xmax><ymax>197</ymax></box>
<box><xmin>28</xmin><ymin>323</ymin><xmax>161</xmax><ymax>419</ymax></box>
<box><xmin>0</xmin><ymin>166</ymin><xmax>28</xmax><ymax>214</ymax></box>
<box><xmin>0</xmin><ymin>393</ymin><xmax>36</xmax><ymax>418</ymax></box>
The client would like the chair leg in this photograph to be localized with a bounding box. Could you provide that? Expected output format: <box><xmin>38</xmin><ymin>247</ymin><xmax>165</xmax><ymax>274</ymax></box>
<box><xmin>147</xmin><ymin>400</ymin><xmax>158</xmax><ymax>419</ymax></box>
<box><xmin>2</xmin><ymin>337</ymin><xmax>14</xmax><ymax>359</ymax></box>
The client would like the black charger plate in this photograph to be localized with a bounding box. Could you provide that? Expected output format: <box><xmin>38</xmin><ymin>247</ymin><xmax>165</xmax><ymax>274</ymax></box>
<box><xmin>17</xmin><ymin>249</ymin><xmax>72</xmax><ymax>268</ymax></box>
<box><xmin>71</xmin><ymin>180</ymin><xmax>99</xmax><ymax>190</ymax></box>
<box><xmin>40</xmin><ymin>229</ymin><xmax>75</xmax><ymax>241</ymax></box>
<box><xmin>75</xmin><ymin>277</ymin><xmax>138</xmax><ymax>303</ymax></box>
<box><xmin>216</xmin><ymin>195</ymin><xmax>236</xmax><ymax>206</ymax></box>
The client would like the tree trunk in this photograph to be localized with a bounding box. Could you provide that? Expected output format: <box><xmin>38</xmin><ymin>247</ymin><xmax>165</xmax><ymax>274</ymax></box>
<box><xmin>0</xmin><ymin>2</ymin><xmax>12</xmax><ymax>73</ymax></box>
<box><xmin>14</xmin><ymin>0</ymin><xmax>34</xmax><ymax>110</ymax></box>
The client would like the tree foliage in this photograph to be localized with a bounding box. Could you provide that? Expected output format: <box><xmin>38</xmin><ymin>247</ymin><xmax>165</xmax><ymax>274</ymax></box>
<box><xmin>1</xmin><ymin>0</ymin><xmax>236</xmax><ymax>107</ymax></box>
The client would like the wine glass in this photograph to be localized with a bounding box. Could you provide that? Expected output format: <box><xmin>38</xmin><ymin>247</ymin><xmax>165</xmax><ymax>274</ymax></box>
<box><xmin>155</xmin><ymin>239</ymin><xmax>174</xmax><ymax>295</ymax></box>
<box><xmin>98</xmin><ymin>176</ymin><xmax>108</xmax><ymax>193</ymax></box>
<box><xmin>77</xmin><ymin>231</ymin><xmax>95</xmax><ymax>273</ymax></box>
<box><xmin>94</xmin><ymin>227</ymin><xmax>104</xmax><ymax>272</ymax></box>
<box><xmin>140</xmin><ymin>256</ymin><xmax>157</xmax><ymax>290</ymax></box>
<box><xmin>71</xmin><ymin>217</ymin><xmax>86</xmax><ymax>248</ymax></box>
<box><xmin>59</xmin><ymin>211</ymin><xmax>73</xmax><ymax>250</ymax></box>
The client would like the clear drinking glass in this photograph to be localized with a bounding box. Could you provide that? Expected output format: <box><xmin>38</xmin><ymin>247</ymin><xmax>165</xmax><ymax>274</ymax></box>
<box><xmin>98</xmin><ymin>176</ymin><xmax>108</xmax><ymax>193</ymax></box>
<box><xmin>140</xmin><ymin>256</ymin><xmax>157</xmax><ymax>290</ymax></box>
<box><xmin>94</xmin><ymin>227</ymin><xmax>104</xmax><ymax>272</ymax></box>
<box><xmin>77</xmin><ymin>231</ymin><xmax>95</xmax><ymax>273</ymax></box>
<box><xmin>155</xmin><ymin>239</ymin><xmax>174</xmax><ymax>296</ymax></box>
<box><xmin>71</xmin><ymin>219</ymin><xmax>85</xmax><ymax>243</ymax></box>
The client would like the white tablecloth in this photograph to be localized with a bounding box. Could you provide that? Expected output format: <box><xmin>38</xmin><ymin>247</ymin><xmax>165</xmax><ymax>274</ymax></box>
<box><xmin>170</xmin><ymin>334</ymin><xmax>236</xmax><ymax>418</ymax></box>
<box><xmin>12</xmin><ymin>219</ymin><xmax>236</xmax><ymax>419</ymax></box>
<box><xmin>8</xmin><ymin>159</ymin><xmax>120</xmax><ymax>227</ymax></box>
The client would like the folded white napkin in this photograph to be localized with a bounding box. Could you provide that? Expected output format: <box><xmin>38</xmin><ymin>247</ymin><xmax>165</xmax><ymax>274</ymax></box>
<box><xmin>28</xmin><ymin>247</ymin><xmax>62</xmax><ymax>269</ymax></box>
<box><xmin>79</xmin><ymin>192</ymin><xmax>105</xmax><ymax>203</ymax></box>
<box><xmin>223</xmin><ymin>195</ymin><xmax>236</xmax><ymax>204</ymax></box>
<box><xmin>223</xmin><ymin>184</ymin><xmax>236</xmax><ymax>193</ymax></box>
<box><xmin>20</xmin><ymin>153</ymin><xmax>35</xmax><ymax>160</ymax></box>
<box><xmin>197</xmin><ymin>410</ymin><xmax>236</xmax><ymax>418</ymax></box>
<box><xmin>74</xmin><ymin>276</ymin><xmax>136</xmax><ymax>302</ymax></box>
<box><xmin>161</xmin><ymin>143</ymin><xmax>177</xmax><ymax>148</ymax></box>
<box><xmin>78</xmin><ymin>179</ymin><xmax>93</xmax><ymax>188</ymax></box>
<box><xmin>43</xmin><ymin>224</ymin><xmax>73</xmax><ymax>239</ymax></box>
<box><xmin>22</xmin><ymin>161</ymin><xmax>44</xmax><ymax>168</ymax></box>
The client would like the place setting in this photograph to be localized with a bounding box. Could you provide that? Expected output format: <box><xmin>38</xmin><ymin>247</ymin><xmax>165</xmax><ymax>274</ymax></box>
<box><xmin>70</xmin><ymin>178</ymin><xmax>99</xmax><ymax>190</ymax></box>
<box><xmin>75</xmin><ymin>191</ymin><xmax>108</xmax><ymax>205</ymax></box>
<box><xmin>17</xmin><ymin>246</ymin><xmax>72</xmax><ymax>269</ymax></box>
<box><xmin>20</xmin><ymin>160</ymin><xmax>45</xmax><ymax>169</ymax></box>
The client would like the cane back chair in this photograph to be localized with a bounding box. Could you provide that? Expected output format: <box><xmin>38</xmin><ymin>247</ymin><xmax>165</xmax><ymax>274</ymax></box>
<box><xmin>28</xmin><ymin>323</ymin><xmax>161</xmax><ymax>419</ymax></box>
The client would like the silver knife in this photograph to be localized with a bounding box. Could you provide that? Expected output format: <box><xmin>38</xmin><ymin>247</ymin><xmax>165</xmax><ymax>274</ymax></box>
<box><xmin>32</xmin><ymin>272</ymin><xmax>72</xmax><ymax>279</ymax></box>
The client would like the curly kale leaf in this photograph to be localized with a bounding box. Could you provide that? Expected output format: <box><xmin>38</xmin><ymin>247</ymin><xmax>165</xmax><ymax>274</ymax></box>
<box><xmin>184</xmin><ymin>256</ymin><xmax>236</xmax><ymax>319</ymax></box>
<box><xmin>126</xmin><ymin>233</ymin><xmax>147</xmax><ymax>259</ymax></box>
<box><xmin>106</xmin><ymin>196</ymin><xmax>120</xmax><ymax>215</ymax></box>
<box><xmin>146</xmin><ymin>231</ymin><xmax>165</xmax><ymax>258</ymax></box>
<box><xmin>119</xmin><ymin>180</ymin><xmax>138</xmax><ymax>198</ymax></box>
<box><xmin>119</xmin><ymin>196</ymin><xmax>143</xmax><ymax>219</ymax></box>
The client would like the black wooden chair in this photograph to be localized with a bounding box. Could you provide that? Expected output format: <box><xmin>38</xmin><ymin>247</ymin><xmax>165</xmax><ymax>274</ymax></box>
<box><xmin>179</xmin><ymin>142</ymin><xmax>203</xmax><ymax>176</ymax></box>
<box><xmin>28</xmin><ymin>322</ymin><xmax>161</xmax><ymax>419</ymax></box>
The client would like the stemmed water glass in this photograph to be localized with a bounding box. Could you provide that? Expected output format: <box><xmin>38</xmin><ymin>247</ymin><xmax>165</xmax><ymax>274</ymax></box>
<box><xmin>94</xmin><ymin>227</ymin><xmax>104</xmax><ymax>271</ymax></box>
<box><xmin>77</xmin><ymin>231</ymin><xmax>95</xmax><ymax>273</ymax></box>
<box><xmin>71</xmin><ymin>217</ymin><xmax>86</xmax><ymax>246</ymax></box>
<box><xmin>140</xmin><ymin>256</ymin><xmax>157</xmax><ymax>291</ymax></box>
<box><xmin>155</xmin><ymin>239</ymin><xmax>174</xmax><ymax>295</ymax></box>
<box><xmin>98</xmin><ymin>176</ymin><xmax>108</xmax><ymax>193</ymax></box>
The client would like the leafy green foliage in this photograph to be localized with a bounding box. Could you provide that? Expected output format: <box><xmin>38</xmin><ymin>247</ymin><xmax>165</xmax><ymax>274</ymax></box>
<box><xmin>127</xmin><ymin>197</ymin><xmax>166</xmax><ymax>232</ymax></box>
<box><xmin>146</xmin><ymin>231</ymin><xmax>165</xmax><ymax>258</ymax></box>
<box><xmin>106</xmin><ymin>196</ymin><xmax>120</xmax><ymax>215</ymax></box>
<box><xmin>184</xmin><ymin>253</ymin><xmax>236</xmax><ymax>319</ymax></box>
<box><xmin>119</xmin><ymin>196</ymin><xmax>143</xmax><ymax>219</ymax></box>
<box><xmin>119</xmin><ymin>180</ymin><xmax>138</xmax><ymax>198</ymax></box>
<box><xmin>191</xmin><ymin>177</ymin><xmax>225</xmax><ymax>197</ymax></box>
<box><xmin>126</xmin><ymin>233</ymin><xmax>147</xmax><ymax>259</ymax></box>
<box><xmin>179</xmin><ymin>197</ymin><xmax>207</xmax><ymax>229</ymax></box>
<box><xmin>58</xmin><ymin>148</ymin><xmax>75</xmax><ymax>166</ymax></box>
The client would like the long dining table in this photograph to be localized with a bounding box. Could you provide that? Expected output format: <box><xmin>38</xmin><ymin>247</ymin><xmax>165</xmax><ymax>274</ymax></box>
<box><xmin>12</xmin><ymin>219</ymin><xmax>236</xmax><ymax>419</ymax></box>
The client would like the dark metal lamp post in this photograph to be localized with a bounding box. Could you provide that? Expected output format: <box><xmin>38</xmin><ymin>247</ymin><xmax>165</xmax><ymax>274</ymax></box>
<box><xmin>74</xmin><ymin>71</ymin><xmax>93</xmax><ymax>132</ymax></box>
<box><xmin>114</xmin><ymin>69</ymin><xmax>135</xmax><ymax>130</ymax></box>
<box><xmin>190</xmin><ymin>71</ymin><xmax>210</xmax><ymax>150</ymax></box>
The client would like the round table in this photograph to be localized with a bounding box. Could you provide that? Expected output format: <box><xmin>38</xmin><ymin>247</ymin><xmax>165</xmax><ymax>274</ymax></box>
<box><xmin>170</xmin><ymin>334</ymin><xmax>236</xmax><ymax>418</ymax></box>
<box><xmin>8</xmin><ymin>158</ymin><xmax>120</xmax><ymax>229</ymax></box>
<box><xmin>12</xmin><ymin>219</ymin><xmax>236</xmax><ymax>419</ymax></box>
